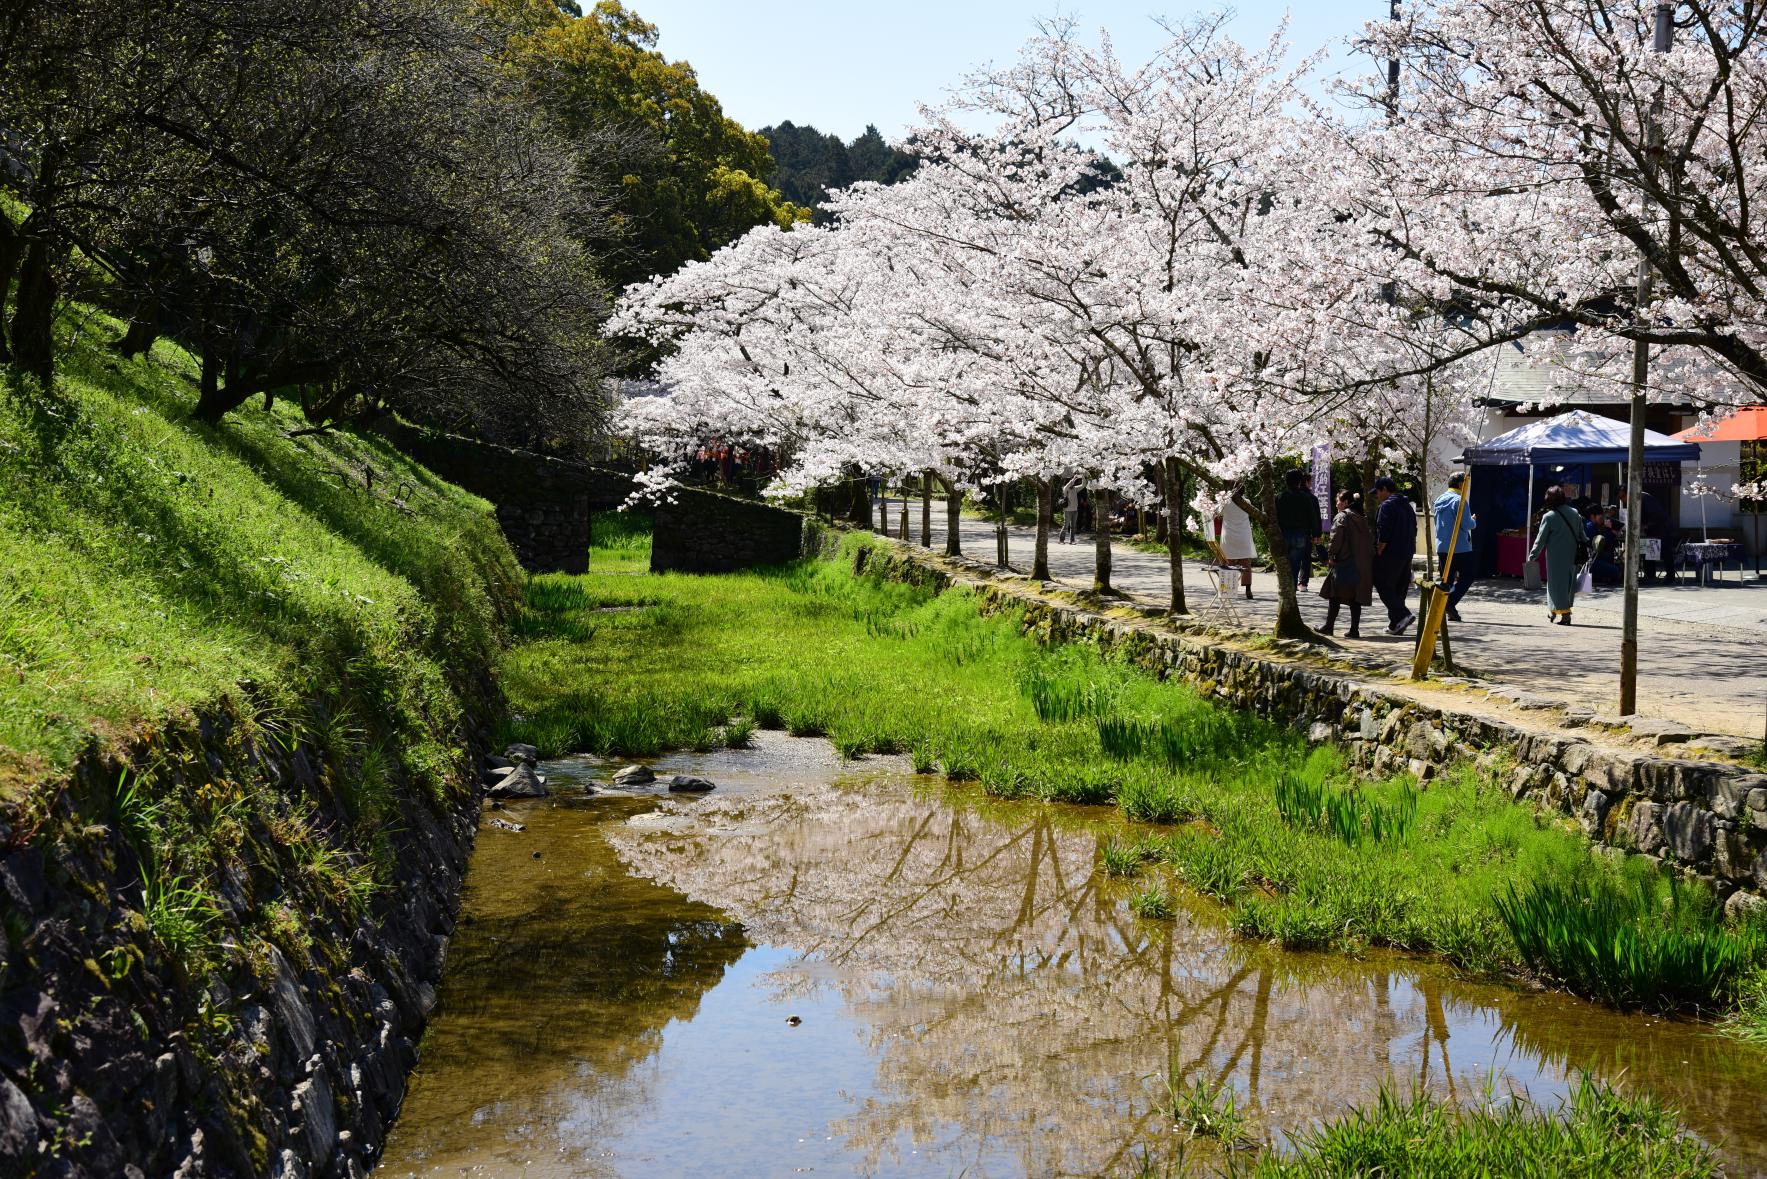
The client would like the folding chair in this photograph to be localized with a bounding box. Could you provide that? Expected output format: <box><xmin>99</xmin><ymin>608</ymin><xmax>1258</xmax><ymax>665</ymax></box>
<box><xmin>1199</xmin><ymin>540</ymin><xmax>1243</xmax><ymax>627</ymax></box>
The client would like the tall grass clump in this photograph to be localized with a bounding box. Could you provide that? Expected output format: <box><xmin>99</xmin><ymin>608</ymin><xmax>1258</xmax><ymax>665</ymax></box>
<box><xmin>1253</xmin><ymin>1076</ymin><xmax>1719</xmax><ymax>1178</ymax></box>
<box><xmin>1097</xmin><ymin>707</ymin><xmax>1270</xmax><ymax>771</ymax></box>
<box><xmin>1497</xmin><ymin>875</ymin><xmax>1766</xmax><ymax>1011</ymax></box>
<box><xmin>1164</xmin><ymin>1073</ymin><xmax>1250</xmax><ymax>1144</ymax></box>
<box><xmin>1724</xmin><ymin>968</ymin><xmax>1767</xmax><ymax>1043</ymax></box>
<box><xmin>1274</xmin><ymin>771</ymin><xmax>1417</xmax><ymax>846</ymax></box>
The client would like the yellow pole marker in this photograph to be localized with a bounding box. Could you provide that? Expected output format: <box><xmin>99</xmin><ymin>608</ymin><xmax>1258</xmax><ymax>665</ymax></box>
<box><xmin>1411</xmin><ymin>471</ymin><xmax>1472</xmax><ymax>680</ymax></box>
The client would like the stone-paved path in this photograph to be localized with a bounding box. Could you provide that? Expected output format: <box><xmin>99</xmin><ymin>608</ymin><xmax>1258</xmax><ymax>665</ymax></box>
<box><xmin>876</xmin><ymin>500</ymin><xmax>1767</xmax><ymax>740</ymax></box>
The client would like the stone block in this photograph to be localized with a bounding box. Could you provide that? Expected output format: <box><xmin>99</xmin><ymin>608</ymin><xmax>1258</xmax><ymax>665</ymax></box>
<box><xmin>1725</xmin><ymin>889</ymin><xmax>1766</xmax><ymax>923</ymax></box>
<box><xmin>1661</xmin><ymin>802</ymin><xmax>1715</xmax><ymax>865</ymax></box>
<box><xmin>1627</xmin><ymin>717</ymin><xmax>1694</xmax><ymax>744</ymax></box>
<box><xmin>1579</xmin><ymin>789</ymin><xmax>1611</xmax><ymax>838</ymax></box>
<box><xmin>1714</xmin><ymin>827</ymin><xmax>1759</xmax><ymax>883</ymax></box>
<box><xmin>291</xmin><ymin>1072</ymin><xmax>337</xmax><ymax>1168</ymax></box>
<box><xmin>1628</xmin><ymin>801</ymin><xmax>1665</xmax><ymax>855</ymax></box>
<box><xmin>1708</xmin><ymin>775</ymin><xmax>1766</xmax><ymax>820</ymax></box>
<box><xmin>1405</xmin><ymin>721</ymin><xmax>1436</xmax><ymax>762</ymax></box>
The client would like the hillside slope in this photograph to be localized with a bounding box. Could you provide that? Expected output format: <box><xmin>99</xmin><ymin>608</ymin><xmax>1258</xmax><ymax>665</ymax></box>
<box><xmin>0</xmin><ymin>306</ymin><xmax>522</xmax><ymax>1178</ymax></box>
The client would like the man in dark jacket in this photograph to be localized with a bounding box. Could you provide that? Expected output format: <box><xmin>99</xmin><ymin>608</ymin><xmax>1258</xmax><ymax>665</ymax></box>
<box><xmin>1372</xmin><ymin>476</ymin><xmax>1417</xmax><ymax>634</ymax></box>
<box><xmin>1276</xmin><ymin>468</ymin><xmax>1324</xmax><ymax>590</ymax></box>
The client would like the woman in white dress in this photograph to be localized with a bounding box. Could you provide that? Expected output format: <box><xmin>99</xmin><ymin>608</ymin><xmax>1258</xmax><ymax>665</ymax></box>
<box><xmin>1215</xmin><ymin>497</ymin><xmax>1257</xmax><ymax>599</ymax></box>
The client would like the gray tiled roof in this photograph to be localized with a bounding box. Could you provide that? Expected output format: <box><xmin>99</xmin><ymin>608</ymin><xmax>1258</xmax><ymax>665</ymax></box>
<box><xmin>1474</xmin><ymin>331</ymin><xmax>1712</xmax><ymax>408</ymax></box>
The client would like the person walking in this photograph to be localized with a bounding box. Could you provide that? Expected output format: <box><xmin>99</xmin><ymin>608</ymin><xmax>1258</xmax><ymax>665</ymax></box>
<box><xmin>1530</xmin><ymin>486</ymin><xmax>1586</xmax><ymax>625</ymax></box>
<box><xmin>1277</xmin><ymin>468</ymin><xmax>1324</xmax><ymax>591</ymax></box>
<box><xmin>1372</xmin><ymin>476</ymin><xmax>1417</xmax><ymax>634</ymax></box>
<box><xmin>1429</xmin><ymin>472</ymin><xmax>1478</xmax><ymax>623</ymax></box>
<box><xmin>1215</xmin><ymin>494</ymin><xmax>1257</xmax><ymax>600</ymax></box>
<box><xmin>1318</xmin><ymin>489</ymin><xmax>1374</xmax><ymax>638</ymax></box>
<box><xmin>1059</xmin><ymin>474</ymin><xmax>1085</xmax><ymax>544</ymax></box>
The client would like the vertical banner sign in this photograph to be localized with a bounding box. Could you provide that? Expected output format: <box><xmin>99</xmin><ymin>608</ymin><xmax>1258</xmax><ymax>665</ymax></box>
<box><xmin>1310</xmin><ymin>444</ymin><xmax>1331</xmax><ymax>531</ymax></box>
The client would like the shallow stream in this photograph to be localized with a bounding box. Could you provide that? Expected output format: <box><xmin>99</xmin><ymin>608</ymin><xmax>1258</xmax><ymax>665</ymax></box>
<box><xmin>376</xmin><ymin>733</ymin><xmax>1767</xmax><ymax>1177</ymax></box>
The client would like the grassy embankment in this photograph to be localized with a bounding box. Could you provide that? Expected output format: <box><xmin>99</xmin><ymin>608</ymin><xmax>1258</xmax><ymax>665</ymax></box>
<box><xmin>1</xmin><ymin>301</ymin><xmax>520</xmax><ymax>960</ymax></box>
<box><xmin>504</xmin><ymin>516</ymin><xmax>1767</xmax><ymax>1028</ymax></box>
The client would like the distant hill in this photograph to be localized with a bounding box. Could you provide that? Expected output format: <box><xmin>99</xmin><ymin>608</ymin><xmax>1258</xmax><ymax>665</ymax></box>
<box><xmin>760</xmin><ymin>122</ymin><xmax>919</xmax><ymax>213</ymax></box>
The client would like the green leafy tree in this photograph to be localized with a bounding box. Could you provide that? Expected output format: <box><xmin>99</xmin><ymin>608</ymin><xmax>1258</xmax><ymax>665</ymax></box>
<box><xmin>496</xmin><ymin>0</ymin><xmax>807</xmax><ymax>289</ymax></box>
<box><xmin>759</xmin><ymin>121</ymin><xmax>919</xmax><ymax>218</ymax></box>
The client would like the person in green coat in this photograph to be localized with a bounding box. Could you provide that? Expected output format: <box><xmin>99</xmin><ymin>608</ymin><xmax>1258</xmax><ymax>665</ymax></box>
<box><xmin>1529</xmin><ymin>486</ymin><xmax>1585</xmax><ymax>625</ymax></box>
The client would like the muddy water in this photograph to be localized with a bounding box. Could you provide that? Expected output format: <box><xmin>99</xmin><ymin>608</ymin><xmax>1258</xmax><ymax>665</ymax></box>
<box><xmin>377</xmin><ymin>733</ymin><xmax>1767</xmax><ymax>1178</ymax></box>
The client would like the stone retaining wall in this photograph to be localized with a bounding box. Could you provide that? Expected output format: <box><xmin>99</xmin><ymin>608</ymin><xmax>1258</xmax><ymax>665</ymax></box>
<box><xmin>0</xmin><ymin>696</ymin><xmax>492</xmax><ymax>1179</ymax></box>
<box><xmin>651</xmin><ymin>488</ymin><xmax>807</xmax><ymax>574</ymax></box>
<box><xmin>852</xmin><ymin>541</ymin><xmax>1767</xmax><ymax>918</ymax></box>
<box><xmin>373</xmin><ymin>422</ymin><xmax>633</xmax><ymax>574</ymax></box>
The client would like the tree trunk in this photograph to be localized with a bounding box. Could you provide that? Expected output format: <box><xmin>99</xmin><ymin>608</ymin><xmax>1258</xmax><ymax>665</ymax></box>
<box><xmin>846</xmin><ymin>469</ymin><xmax>872</xmax><ymax>527</ymax></box>
<box><xmin>1253</xmin><ymin>466</ymin><xmax>1311</xmax><ymax>639</ymax></box>
<box><xmin>920</xmin><ymin>471</ymin><xmax>933</xmax><ymax>547</ymax></box>
<box><xmin>9</xmin><ymin>233</ymin><xmax>58</xmax><ymax>387</ymax></box>
<box><xmin>1163</xmin><ymin>457</ymin><xmax>1188</xmax><ymax>614</ymax></box>
<box><xmin>116</xmin><ymin>300</ymin><xmax>160</xmax><ymax>358</ymax></box>
<box><xmin>1032</xmin><ymin>477</ymin><xmax>1053</xmax><ymax>580</ymax></box>
<box><xmin>9</xmin><ymin>231</ymin><xmax>58</xmax><ymax>387</ymax></box>
<box><xmin>939</xmin><ymin>478</ymin><xmax>963</xmax><ymax>557</ymax></box>
<box><xmin>0</xmin><ymin>212</ymin><xmax>22</xmax><ymax>363</ymax></box>
<box><xmin>191</xmin><ymin>346</ymin><xmax>248</xmax><ymax>422</ymax></box>
<box><xmin>994</xmin><ymin>481</ymin><xmax>1010</xmax><ymax>568</ymax></box>
<box><xmin>1092</xmin><ymin>488</ymin><xmax>1113</xmax><ymax>594</ymax></box>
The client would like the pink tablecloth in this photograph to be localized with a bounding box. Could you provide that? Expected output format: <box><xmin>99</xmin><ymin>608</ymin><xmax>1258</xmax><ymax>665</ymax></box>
<box><xmin>1495</xmin><ymin>534</ymin><xmax>1545</xmax><ymax>579</ymax></box>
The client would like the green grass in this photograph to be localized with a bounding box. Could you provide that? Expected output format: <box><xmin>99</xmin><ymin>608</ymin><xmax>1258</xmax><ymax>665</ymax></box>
<box><xmin>1725</xmin><ymin>967</ymin><xmax>1767</xmax><ymax>1043</ymax></box>
<box><xmin>1249</xmin><ymin>1076</ymin><xmax>1719</xmax><ymax>1178</ymax></box>
<box><xmin>503</xmin><ymin>522</ymin><xmax>1767</xmax><ymax>1012</ymax></box>
<box><xmin>1165</xmin><ymin>1072</ymin><xmax>1251</xmax><ymax>1144</ymax></box>
<box><xmin>1</xmin><ymin>299</ymin><xmax>520</xmax><ymax>1014</ymax></box>
<box><xmin>1498</xmin><ymin>875</ymin><xmax>1765</xmax><ymax>1013</ymax></box>
<box><xmin>0</xmin><ymin>302</ymin><xmax>519</xmax><ymax>789</ymax></box>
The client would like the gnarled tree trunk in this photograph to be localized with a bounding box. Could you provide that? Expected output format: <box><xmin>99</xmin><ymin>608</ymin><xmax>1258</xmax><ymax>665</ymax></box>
<box><xmin>116</xmin><ymin>300</ymin><xmax>160</xmax><ymax>359</ymax></box>
<box><xmin>1032</xmin><ymin>477</ymin><xmax>1052</xmax><ymax>580</ymax></box>
<box><xmin>9</xmin><ymin>230</ymin><xmax>58</xmax><ymax>387</ymax></box>
<box><xmin>936</xmin><ymin>476</ymin><xmax>962</xmax><ymax>557</ymax></box>
<box><xmin>0</xmin><ymin>211</ymin><xmax>21</xmax><ymax>363</ymax></box>
<box><xmin>1163</xmin><ymin>456</ymin><xmax>1188</xmax><ymax>614</ymax></box>
<box><xmin>920</xmin><ymin>472</ymin><xmax>933</xmax><ymax>547</ymax></box>
<box><xmin>1252</xmin><ymin>465</ymin><xmax>1311</xmax><ymax>639</ymax></box>
<box><xmin>1092</xmin><ymin>487</ymin><xmax>1113</xmax><ymax>594</ymax></box>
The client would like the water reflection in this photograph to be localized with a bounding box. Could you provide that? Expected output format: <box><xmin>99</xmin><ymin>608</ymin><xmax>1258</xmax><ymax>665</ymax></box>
<box><xmin>378</xmin><ymin>738</ymin><xmax>1767</xmax><ymax>1177</ymax></box>
<box><xmin>609</xmin><ymin>776</ymin><xmax>1767</xmax><ymax>1177</ymax></box>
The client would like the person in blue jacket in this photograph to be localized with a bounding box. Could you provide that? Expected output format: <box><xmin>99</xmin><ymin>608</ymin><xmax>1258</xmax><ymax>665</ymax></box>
<box><xmin>1430</xmin><ymin>472</ymin><xmax>1477</xmax><ymax>622</ymax></box>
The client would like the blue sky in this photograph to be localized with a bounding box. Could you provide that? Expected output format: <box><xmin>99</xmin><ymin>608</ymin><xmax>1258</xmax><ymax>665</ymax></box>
<box><xmin>634</xmin><ymin>3</ymin><xmax>1389</xmax><ymax>142</ymax></box>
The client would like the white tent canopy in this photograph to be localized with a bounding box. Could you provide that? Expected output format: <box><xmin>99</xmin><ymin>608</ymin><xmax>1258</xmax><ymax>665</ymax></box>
<box><xmin>1461</xmin><ymin>410</ymin><xmax>1701</xmax><ymax>467</ymax></box>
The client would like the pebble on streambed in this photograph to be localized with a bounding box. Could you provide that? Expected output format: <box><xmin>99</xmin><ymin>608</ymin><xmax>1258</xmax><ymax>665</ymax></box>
<box><xmin>667</xmin><ymin>775</ymin><xmax>716</xmax><ymax>793</ymax></box>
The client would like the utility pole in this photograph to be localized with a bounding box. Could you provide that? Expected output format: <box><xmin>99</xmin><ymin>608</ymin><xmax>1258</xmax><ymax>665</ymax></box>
<box><xmin>1620</xmin><ymin>3</ymin><xmax>1675</xmax><ymax>716</ymax></box>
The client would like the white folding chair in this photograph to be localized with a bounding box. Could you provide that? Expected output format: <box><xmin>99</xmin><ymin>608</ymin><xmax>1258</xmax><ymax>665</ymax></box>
<box><xmin>1199</xmin><ymin>540</ymin><xmax>1243</xmax><ymax>627</ymax></box>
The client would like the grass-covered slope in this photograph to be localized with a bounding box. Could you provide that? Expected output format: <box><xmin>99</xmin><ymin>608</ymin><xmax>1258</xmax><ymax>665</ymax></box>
<box><xmin>0</xmin><ymin>304</ymin><xmax>521</xmax><ymax>795</ymax></box>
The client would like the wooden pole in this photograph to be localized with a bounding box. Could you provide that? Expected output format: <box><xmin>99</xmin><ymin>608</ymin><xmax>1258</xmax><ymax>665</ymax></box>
<box><xmin>1411</xmin><ymin>470</ymin><xmax>1471</xmax><ymax>680</ymax></box>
